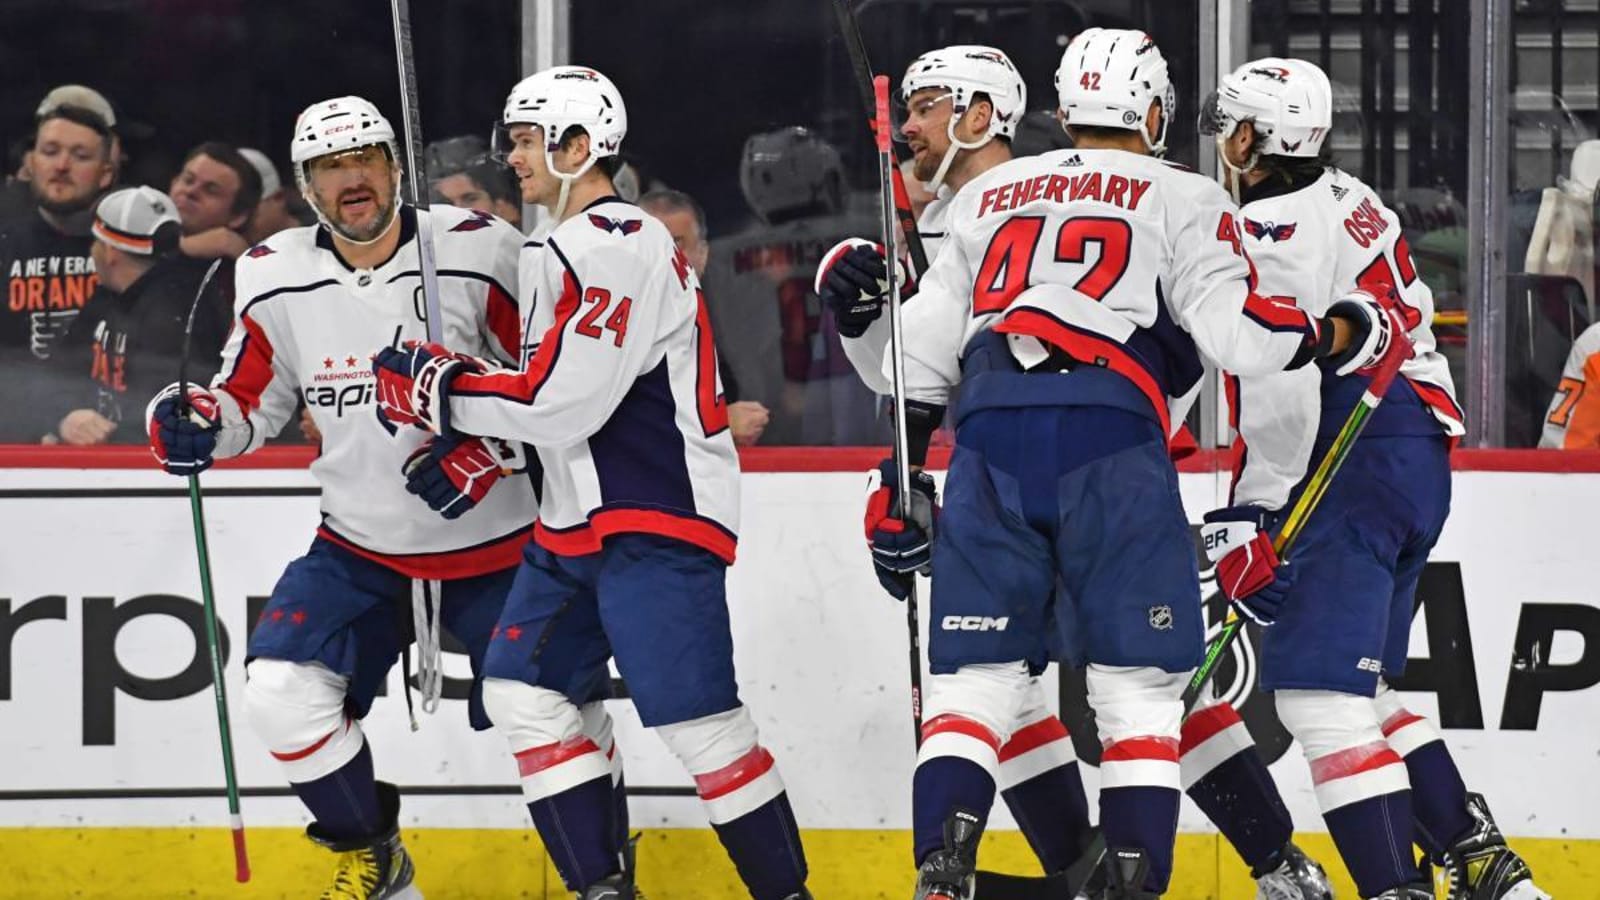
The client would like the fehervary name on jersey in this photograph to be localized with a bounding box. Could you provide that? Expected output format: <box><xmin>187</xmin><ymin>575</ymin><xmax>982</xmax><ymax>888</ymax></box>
<box><xmin>978</xmin><ymin>171</ymin><xmax>1152</xmax><ymax>217</ymax></box>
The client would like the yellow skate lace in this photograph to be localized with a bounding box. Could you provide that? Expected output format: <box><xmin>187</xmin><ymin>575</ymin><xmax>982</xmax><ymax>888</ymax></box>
<box><xmin>320</xmin><ymin>848</ymin><xmax>381</xmax><ymax>900</ymax></box>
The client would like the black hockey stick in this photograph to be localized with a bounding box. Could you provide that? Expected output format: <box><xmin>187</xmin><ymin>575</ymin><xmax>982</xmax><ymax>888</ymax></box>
<box><xmin>175</xmin><ymin>258</ymin><xmax>250</xmax><ymax>883</ymax></box>
<box><xmin>831</xmin><ymin>0</ymin><xmax>929</xmax><ymax>277</ymax></box>
<box><xmin>990</xmin><ymin>332</ymin><xmax>1417</xmax><ymax>899</ymax></box>
<box><xmin>872</xmin><ymin>77</ymin><xmax>925</xmax><ymax>747</ymax></box>
<box><xmin>389</xmin><ymin>0</ymin><xmax>444</xmax><ymax>343</ymax></box>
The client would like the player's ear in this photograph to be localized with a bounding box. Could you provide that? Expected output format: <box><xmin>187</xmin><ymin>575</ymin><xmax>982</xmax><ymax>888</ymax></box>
<box><xmin>963</xmin><ymin>98</ymin><xmax>994</xmax><ymax>140</ymax></box>
<box><xmin>1146</xmin><ymin>99</ymin><xmax>1164</xmax><ymax>143</ymax></box>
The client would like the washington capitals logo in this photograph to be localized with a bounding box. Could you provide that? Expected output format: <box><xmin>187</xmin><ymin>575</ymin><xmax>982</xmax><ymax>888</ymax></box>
<box><xmin>451</xmin><ymin>210</ymin><xmax>495</xmax><ymax>232</ymax></box>
<box><xmin>1249</xmin><ymin>66</ymin><xmax>1292</xmax><ymax>83</ymax></box>
<box><xmin>1279</xmin><ymin>138</ymin><xmax>1303</xmax><ymax>153</ymax></box>
<box><xmin>1244</xmin><ymin>219</ymin><xmax>1297</xmax><ymax>242</ymax></box>
<box><xmin>245</xmin><ymin>243</ymin><xmax>276</xmax><ymax>258</ymax></box>
<box><xmin>588</xmin><ymin>214</ymin><xmax>642</xmax><ymax>235</ymax></box>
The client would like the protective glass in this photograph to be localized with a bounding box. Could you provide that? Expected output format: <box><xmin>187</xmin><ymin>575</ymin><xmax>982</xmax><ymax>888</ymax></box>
<box><xmin>1196</xmin><ymin>90</ymin><xmax>1229</xmax><ymax>137</ymax></box>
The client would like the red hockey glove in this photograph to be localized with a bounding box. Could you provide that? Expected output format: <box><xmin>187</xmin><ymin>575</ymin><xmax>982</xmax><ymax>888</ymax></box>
<box><xmin>1201</xmin><ymin>506</ymin><xmax>1294</xmax><ymax>626</ymax></box>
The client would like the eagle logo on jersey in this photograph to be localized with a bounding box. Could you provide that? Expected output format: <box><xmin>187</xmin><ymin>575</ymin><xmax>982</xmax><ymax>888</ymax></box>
<box><xmin>450</xmin><ymin>211</ymin><xmax>495</xmax><ymax>232</ymax></box>
<box><xmin>1244</xmin><ymin>218</ymin><xmax>1298</xmax><ymax>242</ymax></box>
<box><xmin>245</xmin><ymin>244</ymin><xmax>276</xmax><ymax>258</ymax></box>
<box><xmin>588</xmin><ymin>214</ymin><xmax>643</xmax><ymax>236</ymax></box>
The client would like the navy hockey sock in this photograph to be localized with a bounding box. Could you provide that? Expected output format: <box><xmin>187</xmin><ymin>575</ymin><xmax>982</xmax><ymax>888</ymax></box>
<box><xmin>913</xmin><ymin>757</ymin><xmax>996</xmax><ymax>864</ymax></box>
<box><xmin>1397</xmin><ymin>740</ymin><xmax>1473</xmax><ymax>858</ymax></box>
<box><xmin>1100</xmin><ymin>785</ymin><xmax>1181</xmax><ymax>890</ymax></box>
<box><xmin>1000</xmin><ymin>762</ymin><xmax>1091</xmax><ymax>873</ymax></box>
<box><xmin>292</xmin><ymin>741</ymin><xmax>382</xmax><ymax>840</ymax></box>
<box><xmin>1323</xmin><ymin>791</ymin><xmax>1421</xmax><ymax>896</ymax></box>
<box><xmin>711</xmin><ymin>792</ymin><xmax>808</xmax><ymax>900</ymax></box>
<box><xmin>528</xmin><ymin>774</ymin><xmax>621</xmax><ymax>890</ymax></box>
<box><xmin>613</xmin><ymin>771</ymin><xmax>632</xmax><ymax>849</ymax></box>
<box><xmin>1185</xmin><ymin>748</ymin><xmax>1294</xmax><ymax>872</ymax></box>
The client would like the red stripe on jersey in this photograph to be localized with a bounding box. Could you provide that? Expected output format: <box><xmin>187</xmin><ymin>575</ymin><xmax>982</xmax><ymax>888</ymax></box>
<box><xmin>998</xmin><ymin>717</ymin><xmax>1071</xmax><ymax>762</ymax></box>
<box><xmin>534</xmin><ymin>508</ymin><xmax>738</xmax><ymax>564</ymax></box>
<box><xmin>1242</xmin><ymin>291</ymin><xmax>1317</xmax><ymax>332</ymax></box>
<box><xmin>454</xmin><ymin>270</ymin><xmax>583</xmax><ymax>404</ymax></box>
<box><xmin>920</xmin><ymin>714</ymin><xmax>1002</xmax><ymax>752</ymax></box>
<box><xmin>1180</xmin><ymin>702</ymin><xmax>1244</xmax><ymax>754</ymax></box>
<box><xmin>269</xmin><ymin>720</ymin><xmax>343</xmax><ymax>762</ymax></box>
<box><xmin>1225</xmin><ymin>373</ymin><xmax>1246</xmax><ymax>505</ymax></box>
<box><xmin>994</xmin><ymin>309</ymin><xmax>1170</xmax><ymax>438</ymax></box>
<box><xmin>1309</xmin><ymin>741</ymin><xmax>1402</xmax><ymax>785</ymax></box>
<box><xmin>514</xmin><ymin>737</ymin><xmax>603</xmax><ymax>777</ymax></box>
<box><xmin>220</xmin><ymin>314</ymin><xmax>277</xmax><ymax>413</ymax></box>
<box><xmin>316</xmin><ymin>524</ymin><xmax>530</xmax><ymax>580</ymax></box>
<box><xmin>1101</xmin><ymin>736</ymin><xmax>1180</xmax><ymax>763</ymax></box>
<box><xmin>485</xmin><ymin>279</ymin><xmax>522</xmax><ymax>361</ymax></box>
<box><xmin>1405</xmin><ymin>376</ymin><xmax>1465</xmax><ymax>433</ymax></box>
<box><xmin>693</xmin><ymin>745</ymin><xmax>776</xmax><ymax>801</ymax></box>
<box><xmin>1380</xmin><ymin>710</ymin><xmax>1424</xmax><ymax>737</ymax></box>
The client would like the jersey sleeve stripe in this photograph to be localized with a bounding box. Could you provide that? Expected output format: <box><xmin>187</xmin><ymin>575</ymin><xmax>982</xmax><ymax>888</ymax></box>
<box><xmin>485</xmin><ymin>279</ymin><xmax>522</xmax><ymax>362</ymax></box>
<box><xmin>1241</xmin><ymin>291</ymin><xmax>1318</xmax><ymax>334</ymax></box>
<box><xmin>219</xmin><ymin>315</ymin><xmax>277</xmax><ymax>413</ymax></box>
<box><xmin>452</xmin><ymin>268</ymin><xmax>583</xmax><ymax>404</ymax></box>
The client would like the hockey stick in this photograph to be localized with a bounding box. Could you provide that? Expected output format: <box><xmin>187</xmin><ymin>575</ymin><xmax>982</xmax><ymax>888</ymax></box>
<box><xmin>176</xmin><ymin>258</ymin><xmax>251</xmax><ymax>883</ymax></box>
<box><xmin>389</xmin><ymin>0</ymin><xmax>444</xmax><ymax>343</ymax></box>
<box><xmin>986</xmin><ymin>331</ymin><xmax>1418</xmax><ymax>899</ymax></box>
<box><xmin>874</xmin><ymin>76</ymin><xmax>925</xmax><ymax>746</ymax></box>
<box><xmin>831</xmin><ymin>0</ymin><xmax>929</xmax><ymax>277</ymax></box>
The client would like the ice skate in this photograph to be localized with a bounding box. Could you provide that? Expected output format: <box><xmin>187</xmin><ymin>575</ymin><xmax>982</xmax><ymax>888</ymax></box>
<box><xmin>1254</xmin><ymin>841</ymin><xmax>1334</xmax><ymax>900</ymax></box>
<box><xmin>306</xmin><ymin>782</ymin><xmax>421</xmax><ymax>900</ymax></box>
<box><xmin>913</xmin><ymin>809</ymin><xmax>981</xmax><ymax>900</ymax></box>
<box><xmin>1438</xmin><ymin>794</ymin><xmax>1551</xmax><ymax>900</ymax></box>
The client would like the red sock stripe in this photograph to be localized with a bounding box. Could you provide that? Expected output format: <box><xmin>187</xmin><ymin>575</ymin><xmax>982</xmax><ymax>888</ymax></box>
<box><xmin>1309</xmin><ymin>741</ymin><xmax>1403</xmax><ymax>785</ymax></box>
<box><xmin>693</xmin><ymin>746</ymin><xmax>776</xmax><ymax>802</ymax></box>
<box><xmin>1380</xmin><ymin>710</ymin><xmax>1424</xmax><ymax>737</ymax></box>
<box><xmin>920</xmin><ymin>714</ymin><xmax>1002</xmax><ymax>752</ymax></box>
<box><xmin>269</xmin><ymin>726</ymin><xmax>338</xmax><ymax>762</ymax></box>
<box><xmin>998</xmin><ymin>717</ymin><xmax>1071</xmax><ymax>762</ymax></box>
<box><xmin>1100</xmin><ymin>735</ymin><xmax>1180</xmax><ymax>763</ymax></box>
<box><xmin>514</xmin><ymin>737</ymin><xmax>603</xmax><ymax>778</ymax></box>
<box><xmin>1180</xmin><ymin>703</ymin><xmax>1245</xmax><ymax>754</ymax></box>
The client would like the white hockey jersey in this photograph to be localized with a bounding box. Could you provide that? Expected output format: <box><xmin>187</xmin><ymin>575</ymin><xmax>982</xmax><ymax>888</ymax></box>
<box><xmin>851</xmin><ymin>148</ymin><xmax>1323</xmax><ymax>438</ymax></box>
<box><xmin>208</xmin><ymin>205</ymin><xmax>535</xmax><ymax>578</ymax></box>
<box><xmin>446</xmin><ymin>197</ymin><xmax>741</xmax><ymax>563</ymax></box>
<box><xmin>1540</xmin><ymin>321</ymin><xmax>1600</xmax><ymax>449</ymax></box>
<box><xmin>1231</xmin><ymin>169</ymin><xmax>1465</xmax><ymax>509</ymax></box>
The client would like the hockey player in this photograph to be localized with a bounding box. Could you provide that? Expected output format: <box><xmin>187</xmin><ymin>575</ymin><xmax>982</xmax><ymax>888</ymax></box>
<box><xmin>817</xmin><ymin>44</ymin><xmax>1332</xmax><ymax>898</ymax></box>
<box><xmin>370</xmin><ymin>67</ymin><xmax>812</xmax><ymax>900</ymax></box>
<box><xmin>823</xmin><ymin>27</ymin><xmax>1400</xmax><ymax>898</ymax></box>
<box><xmin>701</xmin><ymin>126</ymin><xmax>885</xmax><ymax>445</ymax></box>
<box><xmin>1540</xmin><ymin>320</ymin><xmax>1600</xmax><ymax>448</ymax></box>
<box><xmin>146</xmin><ymin>96</ymin><xmax>537</xmax><ymax>899</ymax></box>
<box><xmin>1200</xmin><ymin>58</ymin><xmax>1552</xmax><ymax>900</ymax></box>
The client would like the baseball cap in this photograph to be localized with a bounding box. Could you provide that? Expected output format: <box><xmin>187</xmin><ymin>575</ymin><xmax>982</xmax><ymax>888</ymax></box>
<box><xmin>93</xmin><ymin>186</ymin><xmax>181</xmax><ymax>255</ymax></box>
<box><xmin>36</xmin><ymin>85</ymin><xmax>117</xmax><ymax>131</ymax></box>
<box><xmin>239</xmin><ymin>147</ymin><xmax>284</xmax><ymax>197</ymax></box>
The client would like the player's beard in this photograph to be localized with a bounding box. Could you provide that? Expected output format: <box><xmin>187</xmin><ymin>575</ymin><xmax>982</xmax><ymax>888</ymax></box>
<box><xmin>323</xmin><ymin>185</ymin><xmax>397</xmax><ymax>244</ymax></box>
<box><xmin>911</xmin><ymin>143</ymin><xmax>945</xmax><ymax>185</ymax></box>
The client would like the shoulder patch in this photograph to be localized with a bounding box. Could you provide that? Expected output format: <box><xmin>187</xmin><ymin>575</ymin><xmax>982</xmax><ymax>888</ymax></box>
<box><xmin>1243</xmin><ymin>219</ymin><xmax>1297</xmax><ymax>242</ymax></box>
<box><xmin>450</xmin><ymin>210</ymin><xmax>496</xmax><ymax>232</ymax></box>
<box><xmin>245</xmin><ymin>243</ymin><xmax>275</xmax><ymax>258</ymax></box>
<box><xmin>588</xmin><ymin>214</ymin><xmax>643</xmax><ymax>236</ymax></box>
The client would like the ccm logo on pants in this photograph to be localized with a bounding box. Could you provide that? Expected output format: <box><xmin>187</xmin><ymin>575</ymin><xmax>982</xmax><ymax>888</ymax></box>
<box><xmin>941</xmin><ymin>616</ymin><xmax>1010</xmax><ymax>632</ymax></box>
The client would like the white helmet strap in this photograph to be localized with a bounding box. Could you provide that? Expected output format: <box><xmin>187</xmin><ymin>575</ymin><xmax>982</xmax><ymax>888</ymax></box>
<box><xmin>924</xmin><ymin>102</ymin><xmax>995</xmax><ymax>194</ymax></box>
<box><xmin>546</xmin><ymin>139</ymin><xmax>601</xmax><ymax>221</ymax></box>
<box><xmin>1213</xmin><ymin>119</ymin><xmax>1260</xmax><ymax>205</ymax></box>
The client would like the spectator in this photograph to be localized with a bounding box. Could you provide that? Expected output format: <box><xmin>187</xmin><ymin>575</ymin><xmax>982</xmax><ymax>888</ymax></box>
<box><xmin>1541</xmin><ymin>321</ymin><xmax>1600</xmax><ymax>449</ymax></box>
<box><xmin>47</xmin><ymin>186</ymin><xmax>228</xmax><ymax>445</ymax></box>
<box><xmin>171</xmin><ymin>141</ymin><xmax>263</xmax><ymax>261</ymax></box>
<box><xmin>0</xmin><ymin>103</ymin><xmax>117</xmax><ymax>442</ymax></box>
<box><xmin>0</xmin><ymin>86</ymin><xmax>125</xmax><ymax>226</ymax></box>
<box><xmin>640</xmin><ymin>187</ymin><xmax>771</xmax><ymax>446</ymax></box>
<box><xmin>426</xmin><ymin>134</ymin><xmax>524</xmax><ymax>230</ymax></box>
<box><xmin>239</xmin><ymin>147</ymin><xmax>307</xmax><ymax>244</ymax></box>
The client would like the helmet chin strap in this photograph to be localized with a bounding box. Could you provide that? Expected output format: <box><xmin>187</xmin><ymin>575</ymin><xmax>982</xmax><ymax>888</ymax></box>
<box><xmin>1214</xmin><ymin>127</ymin><xmax>1260</xmax><ymax>205</ymax></box>
<box><xmin>924</xmin><ymin>112</ymin><xmax>992</xmax><ymax>195</ymax></box>
<box><xmin>547</xmin><ymin>146</ymin><xmax>600</xmax><ymax>222</ymax></box>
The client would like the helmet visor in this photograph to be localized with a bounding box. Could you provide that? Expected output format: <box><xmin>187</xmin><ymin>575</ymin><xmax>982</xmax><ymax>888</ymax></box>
<box><xmin>1196</xmin><ymin>90</ymin><xmax>1229</xmax><ymax>137</ymax></box>
<box><xmin>891</xmin><ymin>90</ymin><xmax>954</xmax><ymax>144</ymax></box>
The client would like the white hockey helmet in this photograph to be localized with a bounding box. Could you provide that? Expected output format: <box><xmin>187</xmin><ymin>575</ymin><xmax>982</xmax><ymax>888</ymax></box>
<box><xmin>1054</xmin><ymin>28</ymin><xmax>1176</xmax><ymax>156</ymax></box>
<box><xmin>739</xmin><ymin>127</ymin><xmax>844</xmax><ymax>225</ymax></box>
<box><xmin>900</xmin><ymin>45</ymin><xmax>1027</xmax><ymax>192</ymax></box>
<box><xmin>1199</xmin><ymin>57</ymin><xmax>1333</xmax><ymax>159</ymax></box>
<box><xmin>290</xmin><ymin>96</ymin><xmax>398</xmax><ymax>191</ymax></box>
<box><xmin>500</xmin><ymin>65</ymin><xmax>627</xmax><ymax>218</ymax></box>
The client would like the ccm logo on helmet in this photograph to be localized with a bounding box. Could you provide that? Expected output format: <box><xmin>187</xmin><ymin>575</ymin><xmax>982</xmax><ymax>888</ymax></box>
<box><xmin>941</xmin><ymin>615</ymin><xmax>1010</xmax><ymax>632</ymax></box>
<box><xmin>326</xmin><ymin>123</ymin><xmax>357</xmax><ymax>135</ymax></box>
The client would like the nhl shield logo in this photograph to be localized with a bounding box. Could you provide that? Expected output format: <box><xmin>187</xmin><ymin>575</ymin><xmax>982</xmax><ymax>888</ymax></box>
<box><xmin>1148</xmin><ymin>605</ymin><xmax>1174</xmax><ymax>631</ymax></box>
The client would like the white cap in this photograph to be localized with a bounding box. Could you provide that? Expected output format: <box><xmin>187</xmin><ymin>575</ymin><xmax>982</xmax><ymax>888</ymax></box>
<box><xmin>36</xmin><ymin>84</ymin><xmax>116</xmax><ymax>130</ymax></box>
<box><xmin>239</xmin><ymin>148</ymin><xmax>283</xmax><ymax>198</ymax></box>
<box><xmin>93</xmin><ymin>186</ymin><xmax>181</xmax><ymax>255</ymax></box>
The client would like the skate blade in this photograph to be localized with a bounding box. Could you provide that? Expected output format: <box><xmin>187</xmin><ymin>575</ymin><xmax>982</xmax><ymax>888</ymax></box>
<box><xmin>1502</xmin><ymin>882</ymin><xmax>1552</xmax><ymax>900</ymax></box>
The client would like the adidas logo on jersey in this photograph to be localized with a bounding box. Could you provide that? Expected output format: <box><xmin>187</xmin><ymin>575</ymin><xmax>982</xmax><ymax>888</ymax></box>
<box><xmin>1330</xmin><ymin>183</ymin><xmax>1349</xmax><ymax>200</ymax></box>
<box><xmin>940</xmin><ymin>615</ymin><xmax>1009</xmax><ymax>632</ymax></box>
